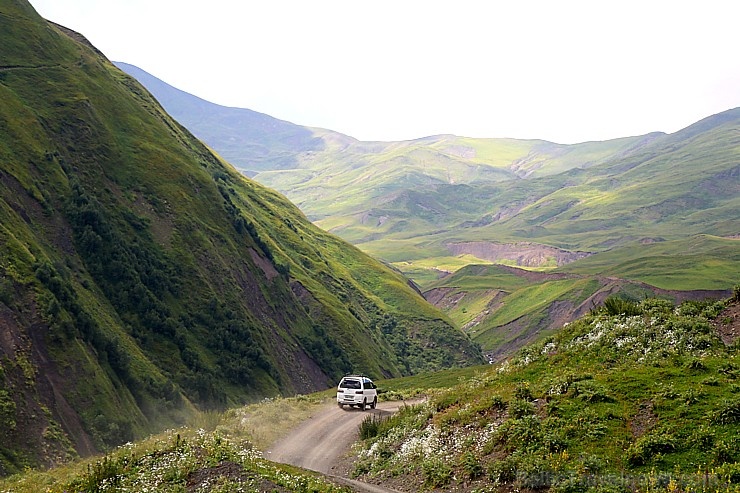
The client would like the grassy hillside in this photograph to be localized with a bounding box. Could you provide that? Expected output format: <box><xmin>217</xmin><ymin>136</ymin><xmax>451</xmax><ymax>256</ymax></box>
<box><xmin>562</xmin><ymin>235</ymin><xmax>740</xmax><ymax>291</ymax></box>
<box><xmin>352</xmin><ymin>294</ymin><xmax>740</xmax><ymax>492</ymax></box>
<box><xmin>0</xmin><ymin>425</ymin><xmax>349</xmax><ymax>493</ymax></box>
<box><xmin>256</xmin><ymin>134</ymin><xmax>658</xmax><ymax>223</ymax></box>
<box><xmin>304</xmin><ymin>110</ymin><xmax>738</xmax><ymax>292</ymax></box>
<box><xmin>0</xmin><ymin>0</ymin><xmax>482</xmax><ymax>475</ymax></box>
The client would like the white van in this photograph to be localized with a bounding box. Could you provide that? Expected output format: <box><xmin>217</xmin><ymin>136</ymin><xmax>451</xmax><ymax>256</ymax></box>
<box><xmin>336</xmin><ymin>375</ymin><xmax>377</xmax><ymax>410</ymax></box>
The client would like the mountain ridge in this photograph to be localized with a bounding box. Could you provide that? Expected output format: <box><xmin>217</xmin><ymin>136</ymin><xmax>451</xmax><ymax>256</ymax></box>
<box><xmin>113</xmin><ymin>61</ymin><xmax>339</xmax><ymax>175</ymax></box>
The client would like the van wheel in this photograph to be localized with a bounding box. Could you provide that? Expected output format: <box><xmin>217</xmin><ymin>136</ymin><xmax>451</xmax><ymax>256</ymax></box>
<box><xmin>360</xmin><ymin>399</ymin><xmax>366</xmax><ymax>411</ymax></box>
<box><xmin>371</xmin><ymin>397</ymin><xmax>377</xmax><ymax>409</ymax></box>
<box><xmin>337</xmin><ymin>403</ymin><xmax>343</xmax><ymax>409</ymax></box>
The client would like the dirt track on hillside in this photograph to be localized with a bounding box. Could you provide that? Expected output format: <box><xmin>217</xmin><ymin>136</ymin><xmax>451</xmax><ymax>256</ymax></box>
<box><xmin>265</xmin><ymin>401</ymin><xmax>412</xmax><ymax>493</ymax></box>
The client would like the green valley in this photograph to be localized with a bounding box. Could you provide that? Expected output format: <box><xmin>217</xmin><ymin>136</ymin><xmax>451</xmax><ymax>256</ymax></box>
<box><xmin>118</xmin><ymin>63</ymin><xmax>739</xmax><ymax>362</ymax></box>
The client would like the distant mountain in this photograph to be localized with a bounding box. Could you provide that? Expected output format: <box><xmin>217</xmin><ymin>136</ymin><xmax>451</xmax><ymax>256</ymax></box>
<box><xmin>115</xmin><ymin>62</ymin><xmax>661</xmax><ymax>212</ymax></box>
<box><xmin>427</xmin><ymin>107</ymin><xmax>740</xmax><ymax>252</ymax></box>
<box><xmin>114</xmin><ymin>62</ymin><xmax>342</xmax><ymax>176</ymax></box>
<box><xmin>0</xmin><ymin>2</ymin><xmax>482</xmax><ymax>475</ymax></box>
<box><xmin>116</xmin><ymin>66</ymin><xmax>738</xmax><ymax>269</ymax></box>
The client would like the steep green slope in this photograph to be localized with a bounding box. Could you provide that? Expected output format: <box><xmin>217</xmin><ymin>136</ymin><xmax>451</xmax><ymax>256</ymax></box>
<box><xmin>0</xmin><ymin>0</ymin><xmax>482</xmax><ymax>475</ymax></box>
<box><xmin>113</xmin><ymin>62</ymin><xmax>328</xmax><ymax>176</ymax></box>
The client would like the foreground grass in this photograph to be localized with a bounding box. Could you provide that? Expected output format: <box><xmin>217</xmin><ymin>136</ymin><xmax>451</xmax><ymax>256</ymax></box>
<box><xmin>0</xmin><ymin>395</ymin><xmax>346</xmax><ymax>493</ymax></box>
<box><xmin>353</xmin><ymin>296</ymin><xmax>740</xmax><ymax>492</ymax></box>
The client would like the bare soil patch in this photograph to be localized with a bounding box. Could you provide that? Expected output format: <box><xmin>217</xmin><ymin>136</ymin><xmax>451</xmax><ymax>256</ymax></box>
<box><xmin>446</xmin><ymin>241</ymin><xmax>591</xmax><ymax>268</ymax></box>
<box><xmin>629</xmin><ymin>401</ymin><xmax>658</xmax><ymax>438</ymax></box>
<box><xmin>713</xmin><ymin>300</ymin><xmax>740</xmax><ymax>345</ymax></box>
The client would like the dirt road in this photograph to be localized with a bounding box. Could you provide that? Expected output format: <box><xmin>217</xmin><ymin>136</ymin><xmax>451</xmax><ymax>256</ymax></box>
<box><xmin>265</xmin><ymin>400</ymin><xmax>412</xmax><ymax>493</ymax></box>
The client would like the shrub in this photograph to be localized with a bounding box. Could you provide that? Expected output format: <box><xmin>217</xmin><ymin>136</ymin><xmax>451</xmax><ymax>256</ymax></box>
<box><xmin>514</xmin><ymin>454</ymin><xmax>554</xmax><ymax>489</ymax></box>
<box><xmin>542</xmin><ymin>427</ymin><xmax>569</xmax><ymax>453</ymax></box>
<box><xmin>691</xmin><ymin>425</ymin><xmax>715</xmax><ymax>451</ymax></box>
<box><xmin>514</xmin><ymin>382</ymin><xmax>533</xmax><ymax>401</ymax></box>
<box><xmin>718</xmin><ymin>362</ymin><xmax>738</xmax><ymax>378</ymax></box>
<box><xmin>681</xmin><ymin>388</ymin><xmax>704</xmax><ymax>406</ymax></box>
<box><xmin>488</xmin><ymin>456</ymin><xmax>517</xmax><ymax>484</ymax></box>
<box><xmin>489</xmin><ymin>394</ymin><xmax>507</xmax><ymax>410</ymax></box>
<box><xmin>460</xmin><ymin>451</ymin><xmax>483</xmax><ymax>480</ymax></box>
<box><xmin>422</xmin><ymin>459</ymin><xmax>452</xmax><ymax>487</ymax></box>
<box><xmin>358</xmin><ymin>411</ymin><xmax>409</xmax><ymax>441</ymax></box>
<box><xmin>553</xmin><ymin>475</ymin><xmax>589</xmax><ymax>493</ymax></box>
<box><xmin>639</xmin><ymin>298</ymin><xmax>674</xmax><ymax>316</ymax></box>
<box><xmin>358</xmin><ymin>414</ymin><xmax>381</xmax><ymax>440</ymax></box>
<box><xmin>685</xmin><ymin>357</ymin><xmax>708</xmax><ymax>371</ymax></box>
<box><xmin>626</xmin><ymin>429</ymin><xmax>676</xmax><ymax>466</ymax></box>
<box><xmin>67</xmin><ymin>455</ymin><xmax>125</xmax><ymax>492</ymax></box>
<box><xmin>714</xmin><ymin>438</ymin><xmax>739</xmax><ymax>464</ymax></box>
<box><xmin>549</xmin><ymin>373</ymin><xmax>593</xmax><ymax>396</ymax></box>
<box><xmin>712</xmin><ymin>398</ymin><xmax>740</xmax><ymax>425</ymax></box>
<box><xmin>603</xmin><ymin>297</ymin><xmax>641</xmax><ymax>316</ymax></box>
<box><xmin>508</xmin><ymin>398</ymin><xmax>536</xmax><ymax>419</ymax></box>
<box><xmin>568</xmin><ymin>408</ymin><xmax>607</xmax><ymax>440</ymax></box>
<box><xmin>434</xmin><ymin>392</ymin><xmax>460</xmax><ymax>412</ymax></box>
<box><xmin>571</xmin><ymin>380</ymin><xmax>613</xmax><ymax>403</ymax></box>
<box><xmin>716</xmin><ymin>462</ymin><xmax>740</xmax><ymax>484</ymax></box>
<box><xmin>0</xmin><ymin>390</ymin><xmax>17</xmax><ymax>431</ymax></box>
<box><xmin>504</xmin><ymin>415</ymin><xmax>542</xmax><ymax>451</ymax></box>
<box><xmin>655</xmin><ymin>383</ymin><xmax>679</xmax><ymax>400</ymax></box>
<box><xmin>579</xmin><ymin>454</ymin><xmax>604</xmax><ymax>474</ymax></box>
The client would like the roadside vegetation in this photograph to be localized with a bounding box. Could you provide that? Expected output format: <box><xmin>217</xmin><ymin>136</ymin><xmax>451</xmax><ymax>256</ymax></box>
<box><xmin>352</xmin><ymin>293</ymin><xmax>740</xmax><ymax>492</ymax></box>
<box><xmin>0</xmin><ymin>394</ymin><xmax>346</xmax><ymax>493</ymax></box>
<box><xmin>0</xmin><ymin>427</ymin><xmax>352</xmax><ymax>493</ymax></box>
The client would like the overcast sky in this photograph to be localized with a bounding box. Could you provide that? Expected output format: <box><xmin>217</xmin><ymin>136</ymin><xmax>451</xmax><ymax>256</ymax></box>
<box><xmin>28</xmin><ymin>0</ymin><xmax>740</xmax><ymax>144</ymax></box>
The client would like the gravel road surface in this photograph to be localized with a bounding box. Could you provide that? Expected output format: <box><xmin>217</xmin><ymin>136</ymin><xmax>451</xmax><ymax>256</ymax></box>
<box><xmin>265</xmin><ymin>400</ymin><xmax>413</xmax><ymax>492</ymax></box>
